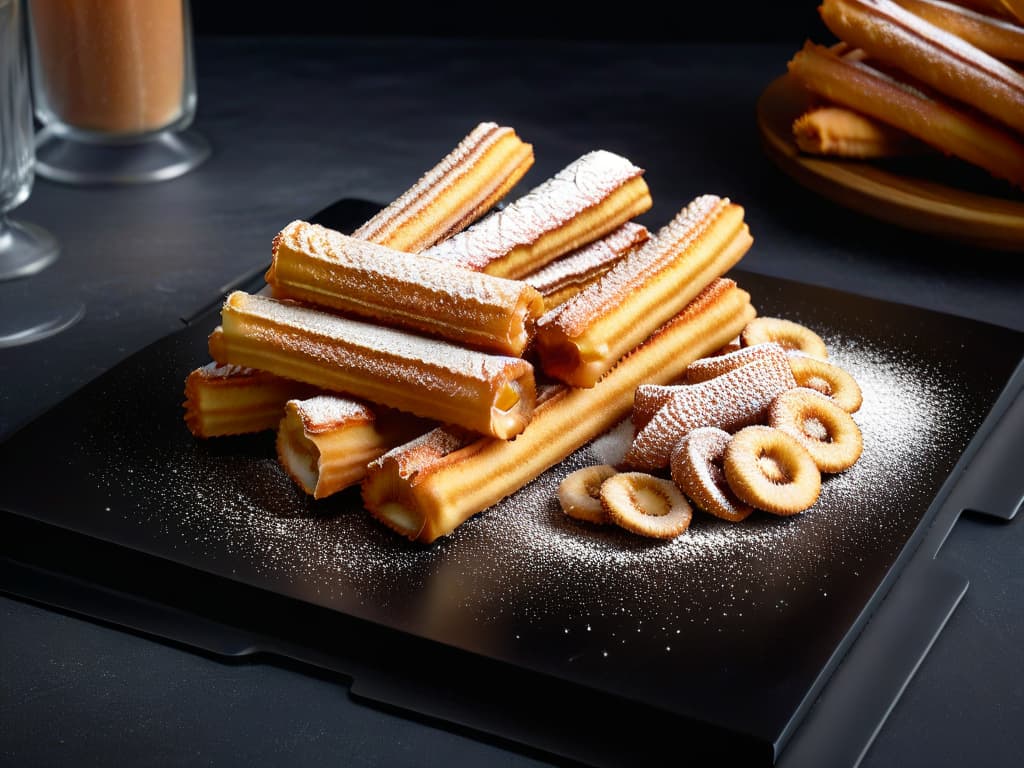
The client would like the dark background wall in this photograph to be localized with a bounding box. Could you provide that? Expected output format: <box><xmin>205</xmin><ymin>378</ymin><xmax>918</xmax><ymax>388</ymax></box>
<box><xmin>191</xmin><ymin>2</ymin><xmax>829</xmax><ymax>44</ymax></box>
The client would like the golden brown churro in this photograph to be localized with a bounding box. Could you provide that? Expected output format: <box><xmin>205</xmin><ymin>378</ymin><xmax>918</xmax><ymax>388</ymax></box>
<box><xmin>420</xmin><ymin>150</ymin><xmax>653</xmax><ymax>279</ymax></box>
<box><xmin>523</xmin><ymin>222</ymin><xmax>650</xmax><ymax>310</ymax></box>
<box><xmin>891</xmin><ymin>0</ymin><xmax>1024</xmax><ymax>61</ymax></box>
<box><xmin>623</xmin><ymin>351</ymin><xmax>798</xmax><ymax>472</ymax></box>
<box><xmin>361</xmin><ymin>278</ymin><xmax>755</xmax><ymax>543</ymax></box>
<box><xmin>787</xmin><ymin>41</ymin><xmax>1024</xmax><ymax>187</ymax></box>
<box><xmin>535</xmin><ymin>195</ymin><xmax>752</xmax><ymax>388</ymax></box>
<box><xmin>210</xmin><ymin>291</ymin><xmax>537</xmax><ymax>440</ymax></box>
<box><xmin>183</xmin><ymin>363</ymin><xmax>316</xmax><ymax>438</ymax></box>
<box><xmin>351</xmin><ymin>121</ymin><xmax>534</xmax><ymax>253</ymax></box>
<box><xmin>266</xmin><ymin>220</ymin><xmax>544</xmax><ymax>356</ymax></box>
<box><xmin>793</xmin><ymin>105</ymin><xmax>923</xmax><ymax>157</ymax></box>
<box><xmin>276</xmin><ymin>396</ymin><xmax>432</xmax><ymax>499</ymax></box>
<box><xmin>818</xmin><ymin>0</ymin><xmax>1024</xmax><ymax>135</ymax></box>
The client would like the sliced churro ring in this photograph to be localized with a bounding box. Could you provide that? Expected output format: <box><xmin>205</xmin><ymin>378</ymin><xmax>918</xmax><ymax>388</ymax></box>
<box><xmin>211</xmin><ymin>291</ymin><xmax>536</xmax><ymax>440</ymax></box>
<box><xmin>558</xmin><ymin>464</ymin><xmax>618</xmax><ymax>524</ymax></box>
<box><xmin>266</xmin><ymin>220</ymin><xmax>544</xmax><ymax>356</ymax></box>
<box><xmin>789</xmin><ymin>355</ymin><xmax>863</xmax><ymax>413</ymax></box>
<box><xmin>600</xmin><ymin>473</ymin><xmax>693</xmax><ymax>539</ymax></box>
<box><xmin>769</xmin><ymin>388</ymin><xmax>864</xmax><ymax>473</ymax></box>
<box><xmin>685</xmin><ymin>341</ymin><xmax>789</xmax><ymax>384</ymax></box>
<box><xmin>788</xmin><ymin>41</ymin><xmax>1024</xmax><ymax>188</ymax></box>
<box><xmin>351</xmin><ymin>121</ymin><xmax>534</xmax><ymax>253</ymax></box>
<box><xmin>420</xmin><ymin>150</ymin><xmax>653</xmax><ymax>279</ymax></box>
<box><xmin>741</xmin><ymin>316</ymin><xmax>828</xmax><ymax>358</ymax></box>
<box><xmin>793</xmin><ymin>105</ymin><xmax>924</xmax><ymax>157</ymax></box>
<box><xmin>623</xmin><ymin>352</ymin><xmax>797</xmax><ymax>471</ymax></box>
<box><xmin>669</xmin><ymin>427</ymin><xmax>753</xmax><ymax>522</ymax></box>
<box><xmin>891</xmin><ymin>0</ymin><xmax>1024</xmax><ymax>62</ymax></box>
<box><xmin>524</xmin><ymin>222</ymin><xmax>650</xmax><ymax>310</ymax></box>
<box><xmin>723</xmin><ymin>426</ymin><xmax>822</xmax><ymax>516</ymax></box>
<box><xmin>818</xmin><ymin>0</ymin><xmax>1024</xmax><ymax>135</ymax></box>
<box><xmin>276</xmin><ymin>396</ymin><xmax>433</xmax><ymax>499</ymax></box>
<box><xmin>361</xmin><ymin>278</ymin><xmax>755</xmax><ymax>543</ymax></box>
<box><xmin>535</xmin><ymin>195</ymin><xmax>753</xmax><ymax>388</ymax></box>
<box><xmin>183</xmin><ymin>362</ymin><xmax>316</xmax><ymax>438</ymax></box>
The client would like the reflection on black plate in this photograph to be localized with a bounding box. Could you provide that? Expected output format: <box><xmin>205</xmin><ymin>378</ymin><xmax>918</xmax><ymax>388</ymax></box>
<box><xmin>1</xmin><ymin>199</ymin><xmax>1022</xmax><ymax>764</ymax></box>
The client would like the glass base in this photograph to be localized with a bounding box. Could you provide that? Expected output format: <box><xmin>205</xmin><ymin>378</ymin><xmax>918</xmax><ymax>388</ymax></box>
<box><xmin>0</xmin><ymin>217</ymin><xmax>60</xmax><ymax>280</ymax></box>
<box><xmin>0</xmin><ymin>300</ymin><xmax>84</xmax><ymax>348</ymax></box>
<box><xmin>34</xmin><ymin>126</ymin><xmax>211</xmax><ymax>185</ymax></box>
<box><xmin>0</xmin><ymin>217</ymin><xmax>82</xmax><ymax>347</ymax></box>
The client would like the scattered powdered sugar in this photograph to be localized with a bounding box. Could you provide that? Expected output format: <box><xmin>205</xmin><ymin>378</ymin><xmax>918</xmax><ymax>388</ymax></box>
<box><xmin>87</xmin><ymin>321</ymin><xmax>974</xmax><ymax>656</ymax></box>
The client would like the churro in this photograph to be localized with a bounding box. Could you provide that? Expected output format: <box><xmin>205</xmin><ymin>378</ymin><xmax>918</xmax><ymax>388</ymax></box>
<box><xmin>787</xmin><ymin>41</ymin><xmax>1024</xmax><ymax>187</ymax></box>
<box><xmin>890</xmin><ymin>0</ymin><xmax>1024</xmax><ymax>61</ymax></box>
<box><xmin>793</xmin><ymin>105</ymin><xmax>923</xmax><ymax>157</ymax></box>
<box><xmin>277</xmin><ymin>396</ymin><xmax>432</xmax><ymax>499</ymax></box>
<box><xmin>351</xmin><ymin>121</ymin><xmax>534</xmax><ymax>252</ymax></box>
<box><xmin>535</xmin><ymin>195</ymin><xmax>752</xmax><ymax>388</ymax></box>
<box><xmin>420</xmin><ymin>150</ymin><xmax>652</xmax><ymax>278</ymax></box>
<box><xmin>266</xmin><ymin>220</ymin><xmax>544</xmax><ymax>356</ymax></box>
<box><xmin>523</xmin><ymin>222</ymin><xmax>649</xmax><ymax>310</ymax></box>
<box><xmin>361</xmin><ymin>278</ymin><xmax>755</xmax><ymax>543</ymax></box>
<box><xmin>818</xmin><ymin>0</ymin><xmax>1024</xmax><ymax>135</ymax></box>
<box><xmin>210</xmin><ymin>291</ymin><xmax>536</xmax><ymax>440</ymax></box>
<box><xmin>623</xmin><ymin>352</ymin><xmax>797</xmax><ymax>472</ymax></box>
<box><xmin>183</xmin><ymin>362</ymin><xmax>315</xmax><ymax>438</ymax></box>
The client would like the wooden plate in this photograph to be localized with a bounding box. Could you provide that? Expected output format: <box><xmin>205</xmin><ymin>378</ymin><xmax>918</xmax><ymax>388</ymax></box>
<box><xmin>756</xmin><ymin>73</ymin><xmax>1024</xmax><ymax>251</ymax></box>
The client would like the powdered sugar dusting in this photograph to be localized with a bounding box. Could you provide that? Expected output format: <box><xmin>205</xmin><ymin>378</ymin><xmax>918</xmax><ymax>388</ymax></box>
<box><xmin>275</xmin><ymin>220</ymin><xmax>533</xmax><ymax>319</ymax></box>
<box><xmin>524</xmin><ymin>222</ymin><xmax>649</xmax><ymax>297</ymax></box>
<box><xmin>624</xmin><ymin>352</ymin><xmax>797</xmax><ymax>470</ymax></box>
<box><xmin>82</xmin><ymin>318</ymin><xmax>977</xmax><ymax>660</ymax></box>
<box><xmin>421</xmin><ymin>150</ymin><xmax>644</xmax><ymax>270</ymax></box>
<box><xmin>539</xmin><ymin>195</ymin><xmax>725</xmax><ymax>333</ymax></box>
<box><xmin>351</xmin><ymin>122</ymin><xmax>507</xmax><ymax>245</ymax></box>
<box><xmin>291</xmin><ymin>395</ymin><xmax>372</xmax><ymax>432</ymax></box>
<box><xmin>226</xmin><ymin>291</ymin><xmax>526</xmax><ymax>397</ymax></box>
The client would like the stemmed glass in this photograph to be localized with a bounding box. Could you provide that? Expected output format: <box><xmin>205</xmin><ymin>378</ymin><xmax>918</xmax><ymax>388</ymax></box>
<box><xmin>0</xmin><ymin>0</ymin><xmax>82</xmax><ymax>347</ymax></box>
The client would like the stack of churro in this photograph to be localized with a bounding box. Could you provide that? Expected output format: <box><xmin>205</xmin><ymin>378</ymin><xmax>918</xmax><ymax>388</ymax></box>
<box><xmin>786</xmin><ymin>0</ymin><xmax>1024</xmax><ymax>187</ymax></box>
<box><xmin>183</xmin><ymin>121</ymin><xmax>760</xmax><ymax>542</ymax></box>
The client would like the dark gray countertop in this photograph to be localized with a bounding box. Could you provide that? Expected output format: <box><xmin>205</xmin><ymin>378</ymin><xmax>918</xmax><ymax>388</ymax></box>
<box><xmin>2</xmin><ymin>36</ymin><xmax>1023</xmax><ymax>767</ymax></box>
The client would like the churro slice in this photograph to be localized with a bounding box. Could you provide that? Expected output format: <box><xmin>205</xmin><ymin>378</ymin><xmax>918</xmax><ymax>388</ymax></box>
<box><xmin>535</xmin><ymin>195</ymin><xmax>752</xmax><ymax>388</ymax></box>
<box><xmin>420</xmin><ymin>150</ymin><xmax>653</xmax><ymax>279</ymax></box>
<box><xmin>600</xmin><ymin>473</ymin><xmax>693</xmax><ymax>540</ymax></box>
<box><xmin>361</xmin><ymin>277</ymin><xmax>755</xmax><ymax>543</ymax></box>
<box><xmin>523</xmin><ymin>222</ymin><xmax>650</xmax><ymax>310</ymax></box>
<box><xmin>792</xmin><ymin>105</ymin><xmax>923</xmax><ymax>157</ymax></box>
<box><xmin>350</xmin><ymin>122</ymin><xmax>534</xmax><ymax>253</ymax></box>
<box><xmin>266</xmin><ymin>220</ymin><xmax>544</xmax><ymax>356</ymax></box>
<box><xmin>183</xmin><ymin>362</ymin><xmax>316</xmax><ymax>438</ymax></box>
<box><xmin>623</xmin><ymin>352</ymin><xmax>798</xmax><ymax>472</ymax></box>
<box><xmin>276</xmin><ymin>396</ymin><xmax>432</xmax><ymax>499</ymax></box>
<box><xmin>892</xmin><ymin>0</ymin><xmax>1024</xmax><ymax>61</ymax></box>
<box><xmin>210</xmin><ymin>291</ymin><xmax>536</xmax><ymax>440</ymax></box>
<box><xmin>787</xmin><ymin>41</ymin><xmax>1024</xmax><ymax>187</ymax></box>
<box><xmin>818</xmin><ymin>0</ymin><xmax>1024</xmax><ymax>135</ymax></box>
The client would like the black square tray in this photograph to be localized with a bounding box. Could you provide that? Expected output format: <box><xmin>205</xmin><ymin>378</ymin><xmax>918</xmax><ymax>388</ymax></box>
<box><xmin>2</xmin><ymin>199</ymin><xmax>1022</xmax><ymax>767</ymax></box>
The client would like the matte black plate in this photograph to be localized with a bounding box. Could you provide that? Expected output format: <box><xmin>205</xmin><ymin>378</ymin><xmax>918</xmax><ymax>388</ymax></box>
<box><xmin>2</xmin><ymin>199</ymin><xmax>1022</xmax><ymax>765</ymax></box>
